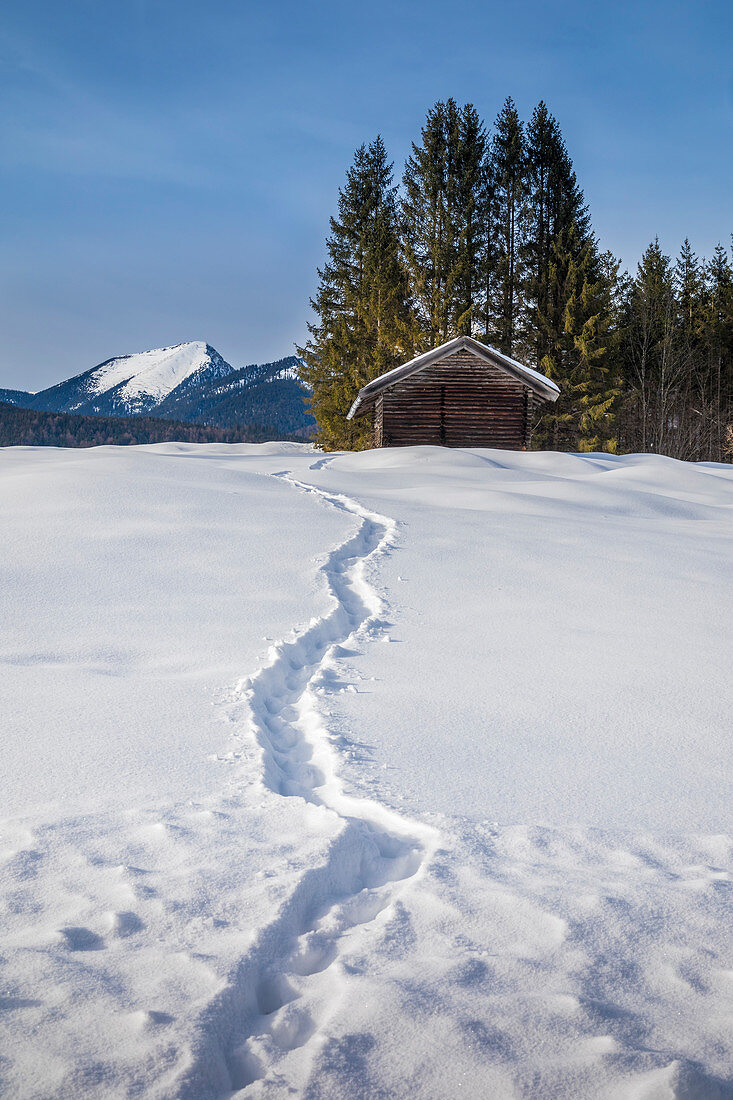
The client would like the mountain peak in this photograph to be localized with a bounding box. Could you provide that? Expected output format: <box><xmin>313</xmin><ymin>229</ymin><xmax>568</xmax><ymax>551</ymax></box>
<box><xmin>88</xmin><ymin>341</ymin><xmax>224</xmax><ymax>407</ymax></box>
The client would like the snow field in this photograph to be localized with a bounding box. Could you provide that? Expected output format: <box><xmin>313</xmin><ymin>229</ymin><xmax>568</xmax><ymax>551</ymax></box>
<box><xmin>205</xmin><ymin>476</ymin><xmax>437</xmax><ymax>1096</ymax></box>
<box><xmin>1</xmin><ymin>443</ymin><xmax>732</xmax><ymax>1098</ymax></box>
<box><xmin>0</xmin><ymin>446</ymin><xmax>351</xmax><ymax>1097</ymax></box>
<box><xmin>308</xmin><ymin>446</ymin><xmax>733</xmax><ymax>830</ymax></box>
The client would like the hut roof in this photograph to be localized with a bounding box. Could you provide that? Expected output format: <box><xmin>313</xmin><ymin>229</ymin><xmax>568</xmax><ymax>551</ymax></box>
<box><xmin>347</xmin><ymin>335</ymin><xmax>560</xmax><ymax>419</ymax></box>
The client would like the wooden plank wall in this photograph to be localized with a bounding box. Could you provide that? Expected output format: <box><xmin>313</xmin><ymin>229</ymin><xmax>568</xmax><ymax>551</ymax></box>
<box><xmin>373</xmin><ymin>395</ymin><xmax>384</xmax><ymax>447</ymax></box>
<box><xmin>377</xmin><ymin>349</ymin><xmax>531</xmax><ymax>449</ymax></box>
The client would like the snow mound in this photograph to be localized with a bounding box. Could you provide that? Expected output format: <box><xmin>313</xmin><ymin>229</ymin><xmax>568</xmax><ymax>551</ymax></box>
<box><xmin>146</xmin><ymin>440</ymin><xmax>315</xmax><ymax>457</ymax></box>
<box><xmin>329</xmin><ymin>444</ymin><xmax>497</xmax><ymax>471</ymax></box>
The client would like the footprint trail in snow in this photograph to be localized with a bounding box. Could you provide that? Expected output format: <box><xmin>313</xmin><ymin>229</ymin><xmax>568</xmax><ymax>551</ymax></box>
<box><xmin>191</xmin><ymin>474</ymin><xmax>439</xmax><ymax>1096</ymax></box>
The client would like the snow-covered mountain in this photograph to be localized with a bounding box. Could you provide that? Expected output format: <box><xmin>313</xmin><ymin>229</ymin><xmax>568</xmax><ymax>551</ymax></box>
<box><xmin>155</xmin><ymin>355</ymin><xmax>314</xmax><ymax>436</ymax></box>
<box><xmin>5</xmin><ymin>342</ymin><xmax>315</xmax><ymax>438</ymax></box>
<box><xmin>0</xmin><ymin>387</ymin><xmax>33</xmax><ymax>407</ymax></box>
<box><xmin>30</xmin><ymin>342</ymin><xmax>236</xmax><ymax>417</ymax></box>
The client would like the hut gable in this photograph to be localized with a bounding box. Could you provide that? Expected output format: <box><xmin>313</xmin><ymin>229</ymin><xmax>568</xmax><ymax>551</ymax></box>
<box><xmin>347</xmin><ymin>336</ymin><xmax>559</xmax><ymax>450</ymax></box>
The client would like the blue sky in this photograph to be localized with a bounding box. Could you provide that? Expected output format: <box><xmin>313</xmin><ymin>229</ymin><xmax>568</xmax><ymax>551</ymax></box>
<box><xmin>1</xmin><ymin>0</ymin><xmax>731</xmax><ymax>390</ymax></box>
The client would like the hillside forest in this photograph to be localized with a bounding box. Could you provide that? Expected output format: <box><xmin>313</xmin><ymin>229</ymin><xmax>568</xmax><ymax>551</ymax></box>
<box><xmin>300</xmin><ymin>98</ymin><xmax>732</xmax><ymax>459</ymax></box>
<box><xmin>0</xmin><ymin>403</ymin><xmax>283</xmax><ymax>448</ymax></box>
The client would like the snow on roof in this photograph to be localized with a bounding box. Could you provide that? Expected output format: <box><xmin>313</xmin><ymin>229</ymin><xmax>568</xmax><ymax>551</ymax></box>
<box><xmin>347</xmin><ymin>336</ymin><xmax>560</xmax><ymax>419</ymax></box>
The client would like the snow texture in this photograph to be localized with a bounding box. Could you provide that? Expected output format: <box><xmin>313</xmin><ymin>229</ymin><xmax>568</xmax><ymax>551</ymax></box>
<box><xmin>1</xmin><ymin>443</ymin><xmax>732</xmax><ymax>1099</ymax></box>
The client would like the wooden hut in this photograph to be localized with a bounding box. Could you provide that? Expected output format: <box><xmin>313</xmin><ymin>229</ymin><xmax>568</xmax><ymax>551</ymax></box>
<box><xmin>347</xmin><ymin>335</ymin><xmax>559</xmax><ymax>449</ymax></box>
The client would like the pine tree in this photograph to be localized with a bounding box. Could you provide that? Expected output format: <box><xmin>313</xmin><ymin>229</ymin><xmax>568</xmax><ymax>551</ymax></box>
<box><xmin>402</xmin><ymin>100</ymin><xmax>488</xmax><ymax>346</ymax></box>
<box><xmin>671</xmin><ymin>239</ymin><xmax>706</xmax><ymax>455</ymax></box>
<box><xmin>675</xmin><ymin>238</ymin><xmax>704</xmax><ymax>336</ymax></box>
<box><xmin>299</xmin><ymin>100</ymin><xmax>731</xmax><ymax>460</ymax></box>
<box><xmin>298</xmin><ymin>137</ymin><xmax>415</xmax><ymax>450</ymax></box>
<box><xmin>532</xmin><ymin>227</ymin><xmax>619</xmax><ymax>450</ymax></box>
<box><xmin>454</xmin><ymin>103</ymin><xmax>490</xmax><ymax>336</ymax></box>
<box><xmin>702</xmin><ymin>242</ymin><xmax>733</xmax><ymax>460</ymax></box>
<box><xmin>619</xmin><ymin>239</ymin><xmax>679</xmax><ymax>454</ymax></box>
<box><xmin>616</xmin><ymin>238</ymin><xmax>732</xmax><ymax>461</ymax></box>
<box><xmin>522</xmin><ymin>101</ymin><xmax>591</xmax><ymax>367</ymax></box>
<box><xmin>521</xmin><ymin>101</ymin><xmax>556</xmax><ymax>361</ymax></box>
<box><xmin>485</xmin><ymin>97</ymin><xmax>526</xmax><ymax>356</ymax></box>
<box><xmin>563</xmin><ymin>246</ymin><xmax>620</xmax><ymax>450</ymax></box>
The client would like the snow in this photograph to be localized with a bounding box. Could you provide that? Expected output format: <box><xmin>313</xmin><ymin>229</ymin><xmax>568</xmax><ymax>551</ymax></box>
<box><xmin>482</xmin><ymin>341</ymin><xmax>561</xmax><ymax>394</ymax></box>
<box><xmin>0</xmin><ymin>445</ymin><xmax>345</xmax><ymax>815</ymax></box>
<box><xmin>88</xmin><ymin>341</ymin><xmax>222</xmax><ymax>404</ymax></box>
<box><xmin>1</xmin><ymin>443</ymin><xmax>731</xmax><ymax>1098</ymax></box>
<box><xmin>309</xmin><ymin>448</ymin><xmax>733</xmax><ymax>830</ymax></box>
<box><xmin>271</xmin><ymin>363</ymin><xmax>302</xmax><ymax>382</ymax></box>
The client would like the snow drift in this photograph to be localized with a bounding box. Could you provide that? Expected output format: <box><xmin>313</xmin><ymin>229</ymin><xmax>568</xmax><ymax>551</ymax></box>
<box><xmin>0</xmin><ymin>444</ymin><xmax>731</xmax><ymax>1099</ymax></box>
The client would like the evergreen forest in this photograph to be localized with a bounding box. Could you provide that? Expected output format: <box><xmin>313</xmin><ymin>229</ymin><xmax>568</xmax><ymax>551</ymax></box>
<box><xmin>0</xmin><ymin>402</ymin><xmax>288</xmax><ymax>448</ymax></box>
<box><xmin>299</xmin><ymin>98</ymin><xmax>732</xmax><ymax>459</ymax></box>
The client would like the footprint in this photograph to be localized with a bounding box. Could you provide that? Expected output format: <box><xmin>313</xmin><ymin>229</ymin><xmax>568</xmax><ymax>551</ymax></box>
<box><xmin>228</xmin><ymin>1043</ymin><xmax>265</xmax><ymax>1090</ymax></box>
<box><xmin>0</xmin><ymin>996</ymin><xmax>42</xmax><ymax>1011</ymax></box>
<box><xmin>215</xmin><ymin>476</ymin><xmax>429</xmax><ymax>1093</ymax></box>
<box><xmin>327</xmin><ymin>890</ymin><xmax>391</xmax><ymax>932</ymax></box>
<box><xmin>128</xmin><ymin>1009</ymin><xmax>175</xmax><ymax>1031</ymax></box>
<box><xmin>255</xmin><ymin>974</ymin><xmax>298</xmax><ymax>1016</ymax></box>
<box><xmin>6</xmin><ymin>849</ymin><xmax>43</xmax><ymax>881</ymax></box>
<box><xmin>268</xmin><ymin>1002</ymin><xmax>315</xmax><ymax>1050</ymax></box>
<box><xmin>59</xmin><ymin>926</ymin><xmax>106</xmax><ymax>951</ymax></box>
<box><xmin>289</xmin><ymin>931</ymin><xmax>337</xmax><ymax>976</ymax></box>
<box><xmin>106</xmin><ymin>911</ymin><xmax>144</xmax><ymax>938</ymax></box>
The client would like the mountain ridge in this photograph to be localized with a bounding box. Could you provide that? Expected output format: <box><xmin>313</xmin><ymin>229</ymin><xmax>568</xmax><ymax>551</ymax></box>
<box><xmin>0</xmin><ymin>387</ymin><xmax>34</xmax><ymax>406</ymax></box>
<box><xmin>29</xmin><ymin>342</ymin><xmax>237</xmax><ymax>417</ymax></box>
<box><xmin>1</xmin><ymin>342</ymin><xmax>314</xmax><ymax>438</ymax></box>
